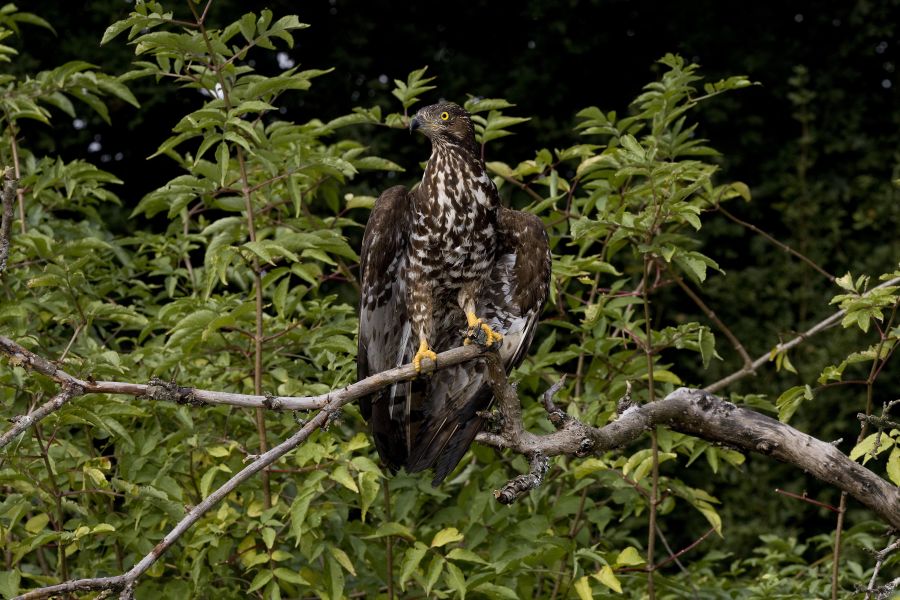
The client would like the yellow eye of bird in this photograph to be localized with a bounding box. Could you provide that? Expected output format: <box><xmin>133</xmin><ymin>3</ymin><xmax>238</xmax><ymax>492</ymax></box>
<box><xmin>440</xmin><ymin>111</ymin><xmax>450</xmax><ymax>121</ymax></box>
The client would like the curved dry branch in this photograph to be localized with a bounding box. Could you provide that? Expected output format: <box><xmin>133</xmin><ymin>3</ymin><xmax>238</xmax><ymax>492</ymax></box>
<box><xmin>476</xmin><ymin>356</ymin><xmax>900</xmax><ymax>528</ymax></box>
<box><xmin>0</xmin><ymin>335</ymin><xmax>484</xmax><ymax>450</ymax></box>
<box><xmin>14</xmin><ymin>403</ymin><xmax>336</xmax><ymax>600</ymax></box>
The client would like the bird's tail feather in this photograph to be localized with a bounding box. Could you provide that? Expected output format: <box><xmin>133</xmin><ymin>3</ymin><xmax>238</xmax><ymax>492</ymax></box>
<box><xmin>405</xmin><ymin>364</ymin><xmax>492</xmax><ymax>485</ymax></box>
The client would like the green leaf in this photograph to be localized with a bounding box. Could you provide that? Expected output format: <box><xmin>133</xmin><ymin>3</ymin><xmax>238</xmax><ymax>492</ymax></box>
<box><xmin>290</xmin><ymin>491</ymin><xmax>315</xmax><ymax>545</ymax></box>
<box><xmin>423</xmin><ymin>556</ymin><xmax>444</xmax><ymax>596</ymax></box>
<box><xmin>445</xmin><ymin>562</ymin><xmax>467</xmax><ymax>599</ymax></box>
<box><xmin>330</xmin><ymin>465</ymin><xmax>359</xmax><ymax>493</ymax></box>
<box><xmin>261</xmin><ymin>527</ymin><xmax>276</xmax><ymax>550</ymax></box>
<box><xmin>614</xmin><ymin>546</ymin><xmax>645</xmax><ymax>567</ymax></box>
<box><xmin>849</xmin><ymin>432</ymin><xmax>893</xmax><ymax>463</ymax></box>
<box><xmin>430</xmin><ymin>527</ymin><xmax>464</xmax><ymax>548</ymax></box>
<box><xmin>392</xmin><ymin>66</ymin><xmax>436</xmax><ymax>110</ymax></box>
<box><xmin>364</xmin><ymin>522</ymin><xmax>415</xmax><ymax>540</ymax></box>
<box><xmin>0</xmin><ymin>569</ymin><xmax>21</xmax><ymax>599</ymax></box>
<box><xmin>593</xmin><ymin>565</ymin><xmax>623</xmax><ymax>593</ymax></box>
<box><xmin>472</xmin><ymin>582</ymin><xmax>519</xmax><ymax>600</ymax></box>
<box><xmin>573</xmin><ymin>576</ymin><xmax>593</xmax><ymax>600</ymax></box>
<box><xmin>446</xmin><ymin>548</ymin><xmax>488</xmax><ymax>564</ymax></box>
<box><xmin>200</xmin><ymin>465</ymin><xmax>230</xmax><ymax>498</ymax></box>
<box><xmin>887</xmin><ymin>446</ymin><xmax>900</xmax><ymax>485</ymax></box>
<box><xmin>247</xmin><ymin>570</ymin><xmax>273</xmax><ymax>593</ymax></box>
<box><xmin>24</xmin><ymin>513</ymin><xmax>50</xmax><ymax>534</ymax></box>
<box><xmin>775</xmin><ymin>385</ymin><xmax>813</xmax><ymax>423</ymax></box>
<box><xmin>273</xmin><ymin>567</ymin><xmax>309</xmax><ymax>585</ymax></box>
<box><xmin>239</xmin><ymin>12</ymin><xmax>257</xmax><ymax>42</ymax></box>
<box><xmin>329</xmin><ymin>545</ymin><xmax>357</xmax><ymax>576</ymax></box>
<box><xmin>573</xmin><ymin>457</ymin><xmax>608</xmax><ymax>480</ymax></box>
<box><xmin>399</xmin><ymin>542</ymin><xmax>428</xmax><ymax>590</ymax></box>
<box><xmin>835</xmin><ymin>272</ymin><xmax>856</xmax><ymax>292</ymax></box>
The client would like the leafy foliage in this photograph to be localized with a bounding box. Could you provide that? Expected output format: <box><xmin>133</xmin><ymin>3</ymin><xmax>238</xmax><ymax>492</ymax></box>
<box><xmin>0</xmin><ymin>4</ymin><xmax>898</xmax><ymax>600</ymax></box>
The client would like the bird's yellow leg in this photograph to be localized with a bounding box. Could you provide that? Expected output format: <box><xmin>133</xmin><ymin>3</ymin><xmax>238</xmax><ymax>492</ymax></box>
<box><xmin>464</xmin><ymin>311</ymin><xmax>503</xmax><ymax>347</ymax></box>
<box><xmin>413</xmin><ymin>337</ymin><xmax>437</xmax><ymax>373</ymax></box>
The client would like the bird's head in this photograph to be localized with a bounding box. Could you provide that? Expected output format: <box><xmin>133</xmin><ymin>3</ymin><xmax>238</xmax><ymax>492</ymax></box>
<box><xmin>410</xmin><ymin>102</ymin><xmax>478</xmax><ymax>156</ymax></box>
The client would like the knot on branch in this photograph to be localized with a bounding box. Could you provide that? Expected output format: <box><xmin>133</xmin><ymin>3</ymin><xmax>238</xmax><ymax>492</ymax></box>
<box><xmin>144</xmin><ymin>377</ymin><xmax>201</xmax><ymax>406</ymax></box>
<box><xmin>494</xmin><ymin>452</ymin><xmax>550</xmax><ymax>505</ymax></box>
<box><xmin>616</xmin><ymin>380</ymin><xmax>635</xmax><ymax>416</ymax></box>
<box><xmin>576</xmin><ymin>436</ymin><xmax>595</xmax><ymax>457</ymax></box>
<box><xmin>542</xmin><ymin>375</ymin><xmax>568</xmax><ymax>429</ymax></box>
<box><xmin>59</xmin><ymin>381</ymin><xmax>84</xmax><ymax>402</ymax></box>
<box><xmin>756</xmin><ymin>439</ymin><xmax>778</xmax><ymax>454</ymax></box>
<box><xmin>323</xmin><ymin>405</ymin><xmax>342</xmax><ymax>431</ymax></box>
<box><xmin>476</xmin><ymin>408</ymin><xmax>504</xmax><ymax>433</ymax></box>
<box><xmin>263</xmin><ymin>393</ymin><xmax>281</xmax><ymax>410</ymax></box>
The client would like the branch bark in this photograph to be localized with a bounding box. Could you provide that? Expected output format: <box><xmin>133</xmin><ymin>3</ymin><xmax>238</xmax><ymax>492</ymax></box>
<box><xmin>0</xmin><ymin>335</ymin><xmax>483</xmax><ymax>450</ymax></box>
<box><xmin>477</xmin><ymin>366</ymin><xmax>900</xmax><ymax>529</ymax></box>
<box><xmin>5</xmin><ymin>333</ymin><xmax>900</xmax><ymax>599</ymax></box>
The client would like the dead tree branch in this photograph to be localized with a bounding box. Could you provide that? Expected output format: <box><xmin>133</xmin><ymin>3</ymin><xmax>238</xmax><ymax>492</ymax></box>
<box><xmin>13</xmin><ymin>401</ymin><xmax>338</xmax><ymax>600</ymax></box>
<box><xmin>0</xmin><ymin>335</ymin><xmax>484</xmax><ymax>450</ymax></box>
<box><xmin>476</xmin><ymin>362</ymin><xmax>900</xmax><ymax>529</ymax></box>
<box><xmin>865</xmin><ymin>536</ymin><xmax>900</xmax><ymax>600</ymax></box>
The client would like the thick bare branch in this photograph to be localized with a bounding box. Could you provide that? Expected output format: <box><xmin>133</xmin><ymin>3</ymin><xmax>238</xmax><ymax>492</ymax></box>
<box><xmin>477</xmin><ymin>384</ymin><xmax>900</xmax><ymax>529</ymax></box>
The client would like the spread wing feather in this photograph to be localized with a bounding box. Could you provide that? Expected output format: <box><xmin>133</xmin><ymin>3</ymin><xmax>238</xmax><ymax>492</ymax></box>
<box><xmin>358</xmin><ymin>185</ymin><xmax>419</xmax><ymax>471</ymax></box>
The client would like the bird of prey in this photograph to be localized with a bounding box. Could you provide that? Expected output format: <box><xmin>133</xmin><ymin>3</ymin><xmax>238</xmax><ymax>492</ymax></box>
<box><xmin>357</xmin><ymin>101</ymin><xmax>551</xmax><ymax>485</ymax></box>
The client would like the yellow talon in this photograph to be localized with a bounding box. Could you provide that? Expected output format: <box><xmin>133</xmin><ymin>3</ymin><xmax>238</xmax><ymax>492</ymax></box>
<box><xmin>465</xmin><ymin>311</ymin><xmax>503</xmax><ymax>347</ymax></box>
<box><xmin>413</xmin><ymin>338</ymin><xmax>437</xmax><ymax>373</ymax></box>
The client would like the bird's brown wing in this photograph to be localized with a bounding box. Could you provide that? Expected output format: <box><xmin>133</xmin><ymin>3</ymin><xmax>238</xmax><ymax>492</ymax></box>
<box><xmin>406</xmin><ymin>207</ymin><xmax>552</xmax><ymax>485</ymax></box>
<box><xmin>358</xmin><ymin>185</ymin><xmax>421</xmax><ymax>471</ymax></box>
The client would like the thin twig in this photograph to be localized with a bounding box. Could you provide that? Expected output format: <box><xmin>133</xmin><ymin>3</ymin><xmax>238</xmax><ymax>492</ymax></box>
<box><xmin>673</xmin><ymin>274</ymin><xmax>752</xmax><ymax>368</ymax></box>
<box><xmin>774</xmin><ymin>488</ymin><xmax>840</xmax><ymax>513</ymax></box>
<box><xmin>704</xmin><ymin>276</ymin><xmax>900</xmax><ymax>393</ymax></box>
<box><xmin>715</xmin><ymin>203</ymin><xmax>835</xmax><ymax>282</ymax></box>
<box><xmin>0</xmin><ymin>169</ymin><xmax>16</xmax><ymax>273</ymax></box>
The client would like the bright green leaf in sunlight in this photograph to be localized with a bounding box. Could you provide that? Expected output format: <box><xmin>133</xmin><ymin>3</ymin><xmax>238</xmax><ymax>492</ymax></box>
<box><xmin>593</xmin><ymin>565</ymin><xmax>623</xmax><ymax>593</ymax></box>
<box><xmin>431</xmin><ymin>527</ymin><xmax>464</xmax><ymax>548</ymax></box>
<box><xmin>574</xmin><ymin>576</ymin><xmax>593</xmax><ymax>600</ymax></box>
<box><xmin>887</xmin><ymin>446</ymin><xmax>900</xmax><ymax>485</ymax></box>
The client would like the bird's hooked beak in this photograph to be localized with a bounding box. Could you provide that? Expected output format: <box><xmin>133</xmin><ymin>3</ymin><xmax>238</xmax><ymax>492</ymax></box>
<box><xmin>409</xmin><ymin>115</ymin><xmax>421</xmax><ymax>134</ymax></box>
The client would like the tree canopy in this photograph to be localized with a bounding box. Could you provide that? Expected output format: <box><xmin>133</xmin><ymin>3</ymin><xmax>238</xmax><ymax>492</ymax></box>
<box><xmin>0</xmin><ymin>2</ymin><xmax>898</xmax><ymax>599</ymax></box>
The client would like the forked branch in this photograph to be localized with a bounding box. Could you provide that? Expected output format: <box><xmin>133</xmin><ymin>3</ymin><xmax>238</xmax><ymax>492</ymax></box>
<box><xmin>476</xmin><ymin>353</ymin><xmax>900</xmax><ymax>529</ymax></box>
<box><xmin>4</xmin><ymin>333</ymin><xmax>900</xmax><ymax>599</ymax></box>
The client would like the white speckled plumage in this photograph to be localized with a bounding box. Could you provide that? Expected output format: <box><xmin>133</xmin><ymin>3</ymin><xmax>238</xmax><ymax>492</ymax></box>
<box><xmin>358</xmin><ymin>102</ymin><xmax>551</xmax><ymax>485</ymax></box>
